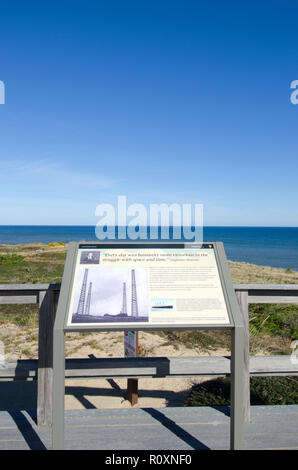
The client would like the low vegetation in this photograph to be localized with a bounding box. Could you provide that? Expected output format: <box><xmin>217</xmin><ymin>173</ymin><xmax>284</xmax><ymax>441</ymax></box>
<box><xmin>0</xmin><ymin>253</ymin><xmax>24</xmax><ymax>265</ymax></box>
<box><xmin>0</xmin><ymin>304</ymin><xmax>39</xmax><ymax>328</ymax></box>
<box><xmin>0</xmin><ymin>244</ymin><xmax>65</xmax><ymax>283</ymax></box>
<box><xmin>249</xmin><ymin>304</ymin><xmax>298</xmax><ymax>339</ymax></box>
<box><xmin>184</xmin><ymin>376</ymin><xmax>298</xmax><ymax>407</ymax></box>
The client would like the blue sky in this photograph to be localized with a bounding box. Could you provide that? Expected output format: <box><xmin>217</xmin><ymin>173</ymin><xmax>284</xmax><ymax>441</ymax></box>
<box><xmin>0</xmin><ymin>1</ymin><xmax>298</xmax><ymax>226</ymax></box>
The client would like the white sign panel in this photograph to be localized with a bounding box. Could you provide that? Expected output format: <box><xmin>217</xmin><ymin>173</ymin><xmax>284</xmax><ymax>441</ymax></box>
<box><xmin>66</xmin><ymin>244</ymin><xmax>230</xmax><ymax>327</ymax></box>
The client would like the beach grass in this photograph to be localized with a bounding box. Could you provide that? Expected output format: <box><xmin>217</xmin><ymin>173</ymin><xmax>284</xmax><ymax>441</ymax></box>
<box><xmin>0</xmin><ymin>243</ymin><xmax>65</xmax><ymax>283</ymax></box>
<box><xmin>1</xmin><ymin>242</ymin><xmax>298</xmax><ymax>284</ymax></box>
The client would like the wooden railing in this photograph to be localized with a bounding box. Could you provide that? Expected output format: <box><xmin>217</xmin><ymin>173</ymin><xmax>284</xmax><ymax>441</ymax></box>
<box><xmin>0</xmin><ymin>283</ymin><xmax>297</xmax><ymax>427</ymax></box>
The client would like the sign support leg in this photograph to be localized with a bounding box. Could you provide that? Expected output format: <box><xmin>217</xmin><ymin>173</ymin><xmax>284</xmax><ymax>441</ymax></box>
<box><xmin>52</xmin><ymin>328</ymin><xmax>65</xmax><ymax>450</ymax></box>
<box><xmin>127</xmin><ymin>378</ymin><xmax>138</xmax><ymax>406</ymax></box>
<box><xmin>125</xmin><ymin>331</ymin><xmax>139</xmax><ymax>405</ymax></box>
<box><xmin>230</xmin><ymin>326</ymin><xmax>245</xmax><ymax>450</ymax></box>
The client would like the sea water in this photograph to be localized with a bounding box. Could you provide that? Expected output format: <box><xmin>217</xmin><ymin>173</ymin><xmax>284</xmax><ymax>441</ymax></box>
<box><xmin>0</xmin><ymin>225</ymin><xmax>297</xmax><ymax>271</ymax></box>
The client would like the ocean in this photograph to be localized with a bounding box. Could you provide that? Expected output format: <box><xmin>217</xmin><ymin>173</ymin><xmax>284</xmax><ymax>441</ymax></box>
<box><xmin>0</xmin><ymin>225</ymin><xmax>297</xmax><ymax>271</ymax></box>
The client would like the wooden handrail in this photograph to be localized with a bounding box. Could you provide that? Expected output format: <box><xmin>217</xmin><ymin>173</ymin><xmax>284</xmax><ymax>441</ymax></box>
<box><xmin>1</xmin><ymin>356</ymin><xmax>297</xmax><ymax>380</ymax></box>
<box><xmin>0</xmin><ymin>283</ymin><xmax>297</xmax><ymax>426</ymax></box>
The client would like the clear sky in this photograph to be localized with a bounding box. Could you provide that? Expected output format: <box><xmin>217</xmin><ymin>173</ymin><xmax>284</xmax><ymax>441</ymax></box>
<box><xmin>0</xmin><ymin>1</ymin><xmax>297</xmax><ymax>226</ymax></box>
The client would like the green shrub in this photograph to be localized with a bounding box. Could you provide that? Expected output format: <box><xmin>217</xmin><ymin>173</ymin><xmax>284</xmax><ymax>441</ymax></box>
<box><xmin>249</xmin><ymin>304</ymin><xmax>298</xmax><ymax>339</ymax></box>
<box><xmin>0</xmin><ymin>304</ymin><xmax>38</xmax><ymax>327</ymax></box>
<box><xmin>0</xmin><ymin>254</ymin><xmax>24</xmax><ymax>265</ymax></box>
<box><xmin>184</xmin><ymin>376</ymin><xmax>298</xmax><ymax>407</ymax></box>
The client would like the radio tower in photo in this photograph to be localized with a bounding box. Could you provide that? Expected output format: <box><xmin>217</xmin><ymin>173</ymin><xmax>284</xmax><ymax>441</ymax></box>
<box><xmin>84</xmin><ymin>282</ymin><xmax>92</xmax><ymax>316</ymax></box>
<box><xmin>131</xmin><ymin>269</ymin><xmax>139</xmax><ymax>317</ymax></box>
<box><xmin>120</xmin><ymin>282</ymin><xmax>127</xmax><ymax>315</ymax></box>
<box><xmin>77</xmin><ymin>268</ymin><xmax>88</xmax><ymax>315</ymax></box>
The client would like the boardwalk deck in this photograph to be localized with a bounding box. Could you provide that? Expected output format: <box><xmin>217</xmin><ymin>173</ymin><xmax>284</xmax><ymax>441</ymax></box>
<box><xmin>0</xmin><ymin>405</ymin><xmax>297</xmax><ymax>450</ymax></box>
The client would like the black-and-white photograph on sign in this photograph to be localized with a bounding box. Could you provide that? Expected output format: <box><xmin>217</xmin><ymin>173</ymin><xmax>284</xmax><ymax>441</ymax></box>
<box><xmin>80</xmin><ymin>251</ymin><xmax>100</xmax><ymax>264</ymax></box>
<box><xmin>71</xmin><ymin>266</ymin><xmax>149</xmax><ymax>324</ymax></box>
<box><xmin>65</xmin><ymin>245</ymin><xmax>232</xmax><ymax>328</ymax></box>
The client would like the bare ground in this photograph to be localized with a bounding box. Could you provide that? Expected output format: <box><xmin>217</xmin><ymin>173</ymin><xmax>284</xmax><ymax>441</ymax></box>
<box><xmin>0</xmin><ymin>321</ymin><xmax>293</xmax><ymax>410</ymax></box>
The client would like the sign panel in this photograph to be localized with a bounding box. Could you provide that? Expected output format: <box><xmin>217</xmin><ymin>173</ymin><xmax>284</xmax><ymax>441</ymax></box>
<box><xmin>65</xmin><ymin>243</ymin><xmax>231</xmax><ymax>328</ymax></box>
<box><xmin>124</xmin><ymin>331</ymin><xmax>137</xmax><ymax>358</ymax></box>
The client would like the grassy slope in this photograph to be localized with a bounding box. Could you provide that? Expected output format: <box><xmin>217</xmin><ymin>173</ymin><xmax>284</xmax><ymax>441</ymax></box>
<box><xmin>229</xmin><ymin>260</ymin><xmax>298</xmax><ymax>284</ymax></box>
<box><xmin>0</xmin><ymin>244</ymin><xmax>65</xmax><ymax>283</ymax></box>
<box><xmin>1</xmin><ymin>242</ymin><xmax>298</xmax><ymax>284</ymax></box>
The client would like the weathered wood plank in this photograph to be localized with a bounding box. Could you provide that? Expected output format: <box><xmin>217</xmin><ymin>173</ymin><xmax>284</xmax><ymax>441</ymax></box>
<box><xmin>0</xmin><ymin>294</ymin><xmax>38</xmax><ymax>304</ymax></box>
<box><xmin>1</xmin><ymin>284</ymin><xmax>297</xmax><ymax>306</ymax></box>
<box><xmin>0</xmin><ymin>284</ymin><xmax>60</xmax><ymax>291</ymax></box>
<box><xmin>250</xmin><ymin>355</ymin><xmax>298</xmax><ymax>375</ymax></box>
<box><xmin>0</xmin><ymin>282</ymin><xmax>297</xmax><ymax>290</ymax></box>
<box><xmin>248</xmin><ymin>295</ymin><xmax>298</xmax><ymax>304</ymax></box>
<box><xmin>236</xmin><ymin>290</ymin><xmax>250</xmax><ymax>422</ymax></box>
<box><xmin>1</xmin><ymin>283</ymin><xmax>298</xmax><ymax>292</ymax></box>
<box><xmin>234</xmin><ymin>284</ymin><xmax>298</xmax><ymax>290</ymax></box>
<box><xmin>0</xmin><ymin>284</ymin><xmax>60</xmax><ymax>305</ymax></box>
<box><xmin>1</xmin><ymin>356</ymin><xmax>297</xmax><ymax>379</ymax></box>
<box><xmin>0</xmin><ymin>359</ymin><xmax>37</xmax><ymax>378</ymax></box>
<box><xmin>37</xmin><ymin>290</ymin><xmax>56</xmax><ymax>427</ymax></box>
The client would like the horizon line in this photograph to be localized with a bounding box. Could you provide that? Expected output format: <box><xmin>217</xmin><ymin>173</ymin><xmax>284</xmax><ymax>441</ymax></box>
<box><xmin>0</xmin><ymin>224</ymin><xmax>297</xmax><ymax>228</ymax></box>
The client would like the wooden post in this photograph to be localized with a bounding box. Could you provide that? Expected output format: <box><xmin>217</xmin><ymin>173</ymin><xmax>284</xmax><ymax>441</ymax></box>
<box><xmin>126</xmin><ymin>331</ymin><xmax>139</xmax><ymax>406</ymax></box>
<box><xmin>236</xmin><ymin>290</ymin><xmax>250</xmax><ymax>422</ymax></box>
<box><xmin>38</xmin><ymin>288</ymin><xmax>55</xmax><ymax>427</ymax></box>
<box><xmin>127</xmin><ymin>377</ymin><xmax>138</xmax><ymax>406</ymax></box>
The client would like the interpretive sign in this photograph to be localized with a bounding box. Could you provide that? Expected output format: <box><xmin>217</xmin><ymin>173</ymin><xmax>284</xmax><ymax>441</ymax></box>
<box><xmin>52</xmin><ymin>241</ymin><xmax>244</xmax><ymax>450</ymax></box>
<box><xmin>64</xmin><ymin>242</ymin><xmax>232</xmax><ymax>330</ymax></box>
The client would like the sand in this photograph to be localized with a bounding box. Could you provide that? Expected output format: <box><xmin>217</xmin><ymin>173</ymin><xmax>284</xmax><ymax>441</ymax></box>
<box><xmin>63</xmin><ymin>331</ymin><xmax>230</xmax><ymax>410</ymax></box>
<box><xmin>0</xmin><ymin>324</ymin><xmax>229</xmax><ymax>409</ymax></box>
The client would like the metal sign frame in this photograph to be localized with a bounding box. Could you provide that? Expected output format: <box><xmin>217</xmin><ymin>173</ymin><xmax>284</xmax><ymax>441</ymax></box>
<box><xmin>52</xmin><ymin>241</ymin><xmax>245</xmax><ymax>450</ymax></box>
